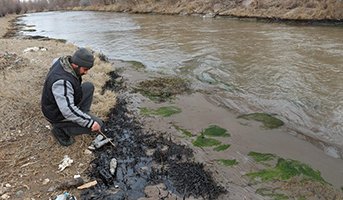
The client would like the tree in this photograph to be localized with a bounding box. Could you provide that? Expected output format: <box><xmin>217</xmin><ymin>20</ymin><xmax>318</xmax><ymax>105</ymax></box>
<box><xmin>80</xmin><ymin>0</ymin><xmax>91</xmax><ymax>7</ymax></box>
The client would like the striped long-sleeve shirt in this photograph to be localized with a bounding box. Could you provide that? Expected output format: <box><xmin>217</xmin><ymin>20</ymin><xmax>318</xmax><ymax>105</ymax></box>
<box><xmin>41</xmin><ymin>56</ymin><xmax>94</xmax><ymax>129</ymax></box>
<box><xmin>52</xmin><ymin>79</ymin><xmax>94</xmax><ymax>128</ymax></box>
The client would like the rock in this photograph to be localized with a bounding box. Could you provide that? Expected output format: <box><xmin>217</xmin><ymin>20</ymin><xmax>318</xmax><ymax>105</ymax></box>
<box><xmin>84</xmin><ymin>149</ymin><xmax>93</xmax><ymax>155</ymax></box>
<box><xmin>0</xmin><ymin>194</ymin><xmax>10</xmax><ymax>199</ymax></box>
<box><xmin>15</xmin><ymin>190</ymin><xmax>24</xmax><ymax>197</ymax></box>
<box><xmin>0</xmin><ymin>185</ymin><xmax>7</xmax><ymax>195</ymax></box>
<box><xmin>42</xmin><ymin>178</ymin><xmax>50</xmax><ymax>185</ymax></box>
<box><xmin>48</xmin><ymin>177</ymin><xmax>84</xmax><ymax>192</ymax></box>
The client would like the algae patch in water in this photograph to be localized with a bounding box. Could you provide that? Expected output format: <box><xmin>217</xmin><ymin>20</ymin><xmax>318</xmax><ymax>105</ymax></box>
<box><xmin>238</xmin><ymin>113</ymin><xmax>284</xmax><ymax>129</ymax></box>
<box><xmin>135</xmin><ymin>76</ymin><xmax>191</xmax><ymax>102</ymax></box>
<box><xmin>247</xmin><ymin>158</ymin><xmax>325</xmax><ymax>183</ymax></box>
<box><xmin>218</xmin><ymin>159</ymin><xmax>238</xmax><ymax>166</ymax></box>
<box><xmin>248</xmin><ymin>151</ymin><xmax>277</xmax><ymax>163</ymax></box>
<box><xmin>172</xmin><ymin>124</ymin><xmax>193</xmax><ymax>137</ymax></box>
<box><xmin>203</xmin><ymin>125</ymin><xmax>230</xmax><ymax>137</ymax></box>
<box><xmin>140</xmin><ymin>106</ymin><xmax>181</xmax><ymax>117</ymax></box>
<box><xmin>192</xmin><ymin>135</ymin><xmax>221</xmax><ymax>147</ymax></box>
<box><xmin>193</xmin><ymin>125</ymin><xmax>230</xmax><ymax>148</ymax></box>
<box><xmin>128</xmin><ymin>60</ymin><xmax>146</xmax><ymax>70</ymax></box>
<box><xmin>213</xmin><ymin>144</ymin><xmax>231</xmax><ymax>152</ymax></box>
<box><xmin>255</xmin><ymin>188</ymin><xmax>288</xmax><ymax>200</ymax></box>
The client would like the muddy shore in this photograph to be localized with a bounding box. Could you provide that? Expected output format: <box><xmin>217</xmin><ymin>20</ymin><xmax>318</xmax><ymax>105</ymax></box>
<box><xmin>1</xmin><ymin>14</ymin><xmax>343</xmax><ymax>199</ymax></box>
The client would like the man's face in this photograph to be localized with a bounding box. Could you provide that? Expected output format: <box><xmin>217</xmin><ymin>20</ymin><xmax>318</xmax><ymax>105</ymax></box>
<box><xmin>78</xmin><ymin>66</ymin><xmax>90</xmax><ymax>76</ymax></box>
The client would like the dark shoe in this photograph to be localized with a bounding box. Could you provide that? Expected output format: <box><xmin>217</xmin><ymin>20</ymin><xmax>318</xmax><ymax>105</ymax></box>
<box><xmin>52</xmin><ymin>127</ymin><xmax>75</xmax><ymax>146</ymax></box>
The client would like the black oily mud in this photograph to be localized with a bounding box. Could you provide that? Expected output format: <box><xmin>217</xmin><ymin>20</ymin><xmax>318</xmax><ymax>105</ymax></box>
<box><xmin>81</xmin><ymin>71</ymin><xmax>226</xmax><ymax>200</ymax></box>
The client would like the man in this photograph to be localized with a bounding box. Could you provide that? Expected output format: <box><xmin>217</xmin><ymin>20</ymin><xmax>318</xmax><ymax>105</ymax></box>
<box><xmin>41</xmin><ymin>48</ymin><xmax>102</xmax><ymax>146</ymax></box>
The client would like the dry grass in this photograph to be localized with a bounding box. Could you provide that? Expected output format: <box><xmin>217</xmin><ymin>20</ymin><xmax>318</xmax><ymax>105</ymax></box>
<box><xmin>84</xmin><ymin>54</ymin><xmax>117</xmax><ymax>119</ymax></box>
<box><xmin>72</xmin><ymin>0</ymin><xmax>343</xmax><ymax>20</ymax></box>
<box><xmin>0</xmin><ymin>15</ymin><xmax>118</xmax><ymax>199</ymax></box>
<box><xmin>0</xmin><ymin>42</ymin><xmax>116</xmax><ymax>139</ymax></box>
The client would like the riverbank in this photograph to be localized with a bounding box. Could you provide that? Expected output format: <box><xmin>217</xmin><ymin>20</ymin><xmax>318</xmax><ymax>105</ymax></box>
<box><xmin>69</xmin><ymin>0</ymin><xmax>343</xmax><ymax>22</ymax></box>
<box><xmin>1</xmin><ymin>14</ymin><xmax>343</xmax><ymax>199</ymax></box>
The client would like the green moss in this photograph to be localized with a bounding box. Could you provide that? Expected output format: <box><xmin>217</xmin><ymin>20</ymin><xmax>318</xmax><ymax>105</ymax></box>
<box><xmin>192</xmin><ymin>135</ymin><xmax>221</xmax><ymax>147</ymax></box>
<box><xmin>128</xmin><ymin>60</ymin><xmax>146</xmax><ymax>70</ymax></box>
<box><xmin>247</xmin><ymin>158</ymin><xmax>325</xmax><ymax>183</ymax></box>
<box><xmin>238</xmin><ymin>113</ymin><xmax>284</xmax><ymax>129</ymax></box>
<box><xmin>255</xmin><ymin>188</ymin><xmax>289</xmax><ymax>200</ymax></box>
<box><xmin>213</xmin><ymin>144</ymin><xmax>231</xmax><ymax>151</ymax></box>
<box><xmin>203</xmin><ymin>125</ymin><xmax>230</xmax><ymax>137</ymax></box>
<box><xmin>298</xmin><ymin>197</ymin><xmax>306</xmax><ymax>200</ymax></box>
<box><xmin>248</xmin><ymin>151</ymin><xmax>277</xmax><ymax>162</ymax></box>
<box><xmin>140</xmin><ymin>106</ymin><xmax>181</xmax><ymax>117</ymax></box>
<box><xmin>135</xmin><ymin>77</ymin><xmax>191</xmax><ymax>102</ymax></box>
<box><xmin>218</xmin><ymin>159</ymin><xmax>238</xmax><ymax>166</ymax></box>
<box><xmin>172</xmin><ymin>124</ymin><xmax>193</xmax><ymax>137</ymax></box>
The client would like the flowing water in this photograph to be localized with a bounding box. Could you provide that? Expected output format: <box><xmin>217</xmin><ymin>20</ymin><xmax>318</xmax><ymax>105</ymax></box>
<box><xmin>20</xmin><ymin>11</ymin><xmax>343</xmax><ymax>156</ymax></box>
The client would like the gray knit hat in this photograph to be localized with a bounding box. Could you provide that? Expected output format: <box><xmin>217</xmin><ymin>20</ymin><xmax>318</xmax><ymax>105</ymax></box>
<box><xmin>71</xmin><ymin>48</ymin><xmax>94</xmax><ymax>68</ymax></box>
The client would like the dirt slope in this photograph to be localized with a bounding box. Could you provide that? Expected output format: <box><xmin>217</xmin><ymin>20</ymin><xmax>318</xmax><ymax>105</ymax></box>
<box><xmin>72</xmin><ymin>0</ymin><xmax>343</xmax><ymax>21</ymax></box>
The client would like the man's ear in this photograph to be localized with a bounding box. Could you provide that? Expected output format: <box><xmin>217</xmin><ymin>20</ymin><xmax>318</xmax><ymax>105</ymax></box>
<box><xmin>71</xmin><ymin>63</ymin><xmax>78</xmax><ymax>68</ymax></box>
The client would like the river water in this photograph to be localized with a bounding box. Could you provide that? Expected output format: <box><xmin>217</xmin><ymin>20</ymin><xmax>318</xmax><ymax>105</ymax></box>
<box><xmin>20</xmin><ymin>11</ymin><xmax>343</xmax><ymax>156</ymax></box>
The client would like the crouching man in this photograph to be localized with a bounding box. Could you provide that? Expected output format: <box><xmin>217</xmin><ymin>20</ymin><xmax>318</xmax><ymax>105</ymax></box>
<box><xmin>41</xmin><ymin>47</ymin><xmax>103</xmax><ymax>146</ymax></box>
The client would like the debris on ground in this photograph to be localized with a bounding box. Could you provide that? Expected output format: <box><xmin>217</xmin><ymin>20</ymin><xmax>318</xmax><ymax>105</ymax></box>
<box><xmin>55</xmin><ymin>192</ymin><xmax>77</xmax><ymax>200</ymax></box>
<box><xmin>58</xmin><ymin>155</ymin><xmax>74</xmax><ymax>172</ymax></box>
<box><xmin>79</xmin><ymin>72</ymin><xmax>226</xmax><ymax>199</ymax></box>
<box><xmin>77</xmin><ymin>181</ymin><xmax>97</xmax><ymax>190</ymax></box>
<box><xmin>23</xmin><ymin>46</ymin><xmax>48</xmax><ymax>53</ymax></box>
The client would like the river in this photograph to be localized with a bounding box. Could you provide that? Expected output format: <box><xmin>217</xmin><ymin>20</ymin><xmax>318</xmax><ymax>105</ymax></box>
<box><xmin>20</xmin><ymin>11</ymin><xmax>343</xmax><ymax>157</ymax></box>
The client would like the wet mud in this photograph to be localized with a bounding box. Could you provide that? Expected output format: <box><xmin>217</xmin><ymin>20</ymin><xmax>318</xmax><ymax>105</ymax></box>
<box><xmin>81</xmin><ymin>71</ymin><xmax>225</xmax><ymax>199</ymax></box>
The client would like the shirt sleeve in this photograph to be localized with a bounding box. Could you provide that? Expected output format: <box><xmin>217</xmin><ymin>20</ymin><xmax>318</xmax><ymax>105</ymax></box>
<box><xmin>52</xmin><ymin>79</ymin><xmax>94</xmax><ymax>128</ymax></box>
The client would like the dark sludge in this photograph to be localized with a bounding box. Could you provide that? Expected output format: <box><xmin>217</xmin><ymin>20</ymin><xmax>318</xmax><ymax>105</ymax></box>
<box><xmin>81</xmin><ymin>71</ymin><xmax>226</xmax><ymax>200</ymax></box>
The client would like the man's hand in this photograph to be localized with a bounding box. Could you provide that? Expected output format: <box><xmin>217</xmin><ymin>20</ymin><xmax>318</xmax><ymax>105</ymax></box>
<box><xmin>91</xmin><ymin>121</ymin><xmax>101</xmax><ymax>132</ymax></box>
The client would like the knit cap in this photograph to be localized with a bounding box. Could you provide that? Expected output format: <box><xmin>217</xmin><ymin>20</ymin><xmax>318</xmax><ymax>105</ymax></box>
<box><xmin>71</xmin><ymin>48</ymin><xmax>94</xmax><ymax>68</ymax></box>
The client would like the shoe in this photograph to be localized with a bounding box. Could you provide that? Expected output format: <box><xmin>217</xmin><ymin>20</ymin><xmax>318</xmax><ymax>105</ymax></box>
<box><xmin>52</xmin><ymin>127</ymin><xmax>75</xmax><ymax>146</ymax></box>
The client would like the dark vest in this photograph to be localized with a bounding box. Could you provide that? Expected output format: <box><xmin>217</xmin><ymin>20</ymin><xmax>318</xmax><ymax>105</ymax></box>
<box><xmin>41</xmin><ymin>58</ymin><xmax>83</xmax><ymax>123</ymax></box>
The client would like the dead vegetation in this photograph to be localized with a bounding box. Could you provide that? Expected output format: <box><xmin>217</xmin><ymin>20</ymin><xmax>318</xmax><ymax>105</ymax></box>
<box><xmin>0</xmin><ymin>15</ymin><xmax>117</xmax><ymax>199</ymax></box>
<box><xmin>71</xmin><ymin>0</ymin><xmax>343</xmax><ymax>21</ymax></box>
<box><xmin>134</xmin><ymin>77</ymin><xmax>192</xmax><ymax>102</ymax></box>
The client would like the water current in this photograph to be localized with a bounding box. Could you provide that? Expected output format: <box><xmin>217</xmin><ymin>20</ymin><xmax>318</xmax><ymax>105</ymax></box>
<box><xmin>20</xmin><ymin>11</ymin><xmax>343</xmax><ymax>155</ymax></box>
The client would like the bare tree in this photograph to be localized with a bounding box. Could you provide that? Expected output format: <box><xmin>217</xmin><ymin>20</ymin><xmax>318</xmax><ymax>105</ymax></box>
<box><xmin>80</xmin><ymin>0</ymin><xmax>91</xmax><ymax>7</ymax></box>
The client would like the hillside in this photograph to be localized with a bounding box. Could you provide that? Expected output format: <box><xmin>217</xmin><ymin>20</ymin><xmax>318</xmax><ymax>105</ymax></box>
<box><xmin>71</xmin><ymin>0</ymin><xmax>343</xmax><ymax>21</ymax></box>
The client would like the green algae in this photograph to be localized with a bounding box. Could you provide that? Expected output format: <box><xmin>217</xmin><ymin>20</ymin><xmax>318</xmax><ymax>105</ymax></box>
<box><xmin>203</xmin><ymin>125</ymin><xmax>230</xmax><ymax>137</ymax></box>
<box><xmin>218</xmin><ymin>159</ymin><xmax>238</xmax><ymax>166</ymax></box>
<box><xmin>213</xmin><ymin>144</ymin><xmax>231</xmax><ymax>152</ymax></box>
<box><xmin>248</xmin><ymin>151</ymin><xmax>277</xmax><ymax>162</ymax></box>
<box><xmin>128</xmin><ymin>60</ymin><xmax>146</xmax><ymax>70</ymax></box>
<box><xmin>172</xmin><ymin>124</ymin><xmax>193</xmax><ymax>137</ymax></box>
<box><xmin>140</xmin><ymin>106</ymin><xmax>181</xmax><ymax>117</ymax></box>
<box><xmin>135</xmin><ymin>77</ymin><xmax>191</xmax><ymax>102</ymax></box>
<box><xmin>192</xmin><ymin>135</ymin><xmax>221</xmax><ymax>147</ymax></box>
<box><xmin>255</xmin><ymin>188</ymin><xmax>289</xmax><ymax>200</ymax></box>
<box><xmin>238</xmin><ymin>113</ymin><xmax>284</xmax><ymax>129</ymax></box>
<box><xmin>247</xmin><ymin>158</ymin><xmax>325</xmax><ymax>183</ymax></box>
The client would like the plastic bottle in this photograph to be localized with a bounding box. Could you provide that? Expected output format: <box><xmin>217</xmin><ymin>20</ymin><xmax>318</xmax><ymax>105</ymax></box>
<box><xmin>55</xmin><ymin>192</ymin><xmax>69</xmax><ymax>200</ymax></box>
